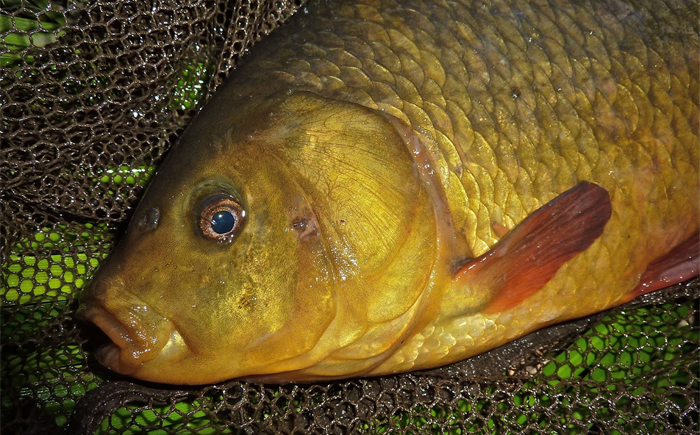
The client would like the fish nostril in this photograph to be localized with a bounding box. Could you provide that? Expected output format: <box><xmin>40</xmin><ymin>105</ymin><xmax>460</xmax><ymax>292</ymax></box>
<box><xmin>137</xmin><ymin>207</ymin><xmax>160</xmax><ymax>231</ymax></box>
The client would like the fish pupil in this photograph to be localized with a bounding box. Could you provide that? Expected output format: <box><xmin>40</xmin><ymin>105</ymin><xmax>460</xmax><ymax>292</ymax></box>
<box><xmin>211</xmin><ymin>211</ymin><xmax>235</xmax><ymax>234</ymax></box>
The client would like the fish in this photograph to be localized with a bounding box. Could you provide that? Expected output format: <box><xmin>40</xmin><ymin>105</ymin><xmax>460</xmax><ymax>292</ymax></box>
<box><xmin>80</xmin><ymin>0</ymin><xmax>699</xmax><ymax>385</ymax></box>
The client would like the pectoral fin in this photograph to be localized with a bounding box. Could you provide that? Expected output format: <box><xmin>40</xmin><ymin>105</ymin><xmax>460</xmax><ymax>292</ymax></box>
<box><xmin>453</xmin><ymin>182</ymin><xmax>612</xmax><ymax>314</ymax></box>
<box><xmin>623</xmin><ymin>231</ymin><xmax>699</xmax><ymax>302</ymax></box>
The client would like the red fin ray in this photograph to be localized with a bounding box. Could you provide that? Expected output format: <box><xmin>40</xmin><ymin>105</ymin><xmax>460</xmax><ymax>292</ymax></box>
<box><xmin>624</xmin><ymin>231</ymin><xmax>699</xmax><ymax>302</ymax></box>
<box><xmin>453</xmin><ymin>182</ymin><xmax>612</xmax><ymax>314</ymax></box>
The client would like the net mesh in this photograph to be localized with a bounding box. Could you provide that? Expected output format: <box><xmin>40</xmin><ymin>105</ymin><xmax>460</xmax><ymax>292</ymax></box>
<box><xmin>1</xmin><ymin>0</ymin><xmax>698</xmax><ymax>434</ymax></box>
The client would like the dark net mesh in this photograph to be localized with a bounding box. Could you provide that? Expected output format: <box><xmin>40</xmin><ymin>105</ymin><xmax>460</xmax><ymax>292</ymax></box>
<box><xmin>1</xmin><ymin>0</ymin><xmax>698</xmax><ymax>434</ymax></box>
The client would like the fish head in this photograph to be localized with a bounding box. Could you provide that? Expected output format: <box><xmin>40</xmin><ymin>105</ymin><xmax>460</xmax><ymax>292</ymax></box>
<box><xmin>80</xmin><ymin>91</ymin><xmax>441</xmax><ymax>384</ymax></box>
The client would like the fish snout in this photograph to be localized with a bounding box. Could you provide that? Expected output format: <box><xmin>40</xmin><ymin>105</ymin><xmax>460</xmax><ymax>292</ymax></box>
<box><xmin>80</xmin><ymin>279</ymin><xmax>176</xmax><ymax>376</ymax></box>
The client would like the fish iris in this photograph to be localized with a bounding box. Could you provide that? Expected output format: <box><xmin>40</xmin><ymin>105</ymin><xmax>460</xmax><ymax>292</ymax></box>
<box><xmin>211</xmin><ymin>211</ymin><xmax>235</xmax><ymax>234</ymax></box>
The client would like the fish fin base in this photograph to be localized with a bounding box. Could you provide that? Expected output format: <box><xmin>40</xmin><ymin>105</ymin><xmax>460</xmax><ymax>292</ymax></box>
<box><xmin>624</xmin><ymin>231</ymin><xmax>700</xmax><ymax>302</ymax></box>
<box><xmin>453</xmin><ymin>182</ymin><xmax>612</xmax><ymax>315</ymax></box>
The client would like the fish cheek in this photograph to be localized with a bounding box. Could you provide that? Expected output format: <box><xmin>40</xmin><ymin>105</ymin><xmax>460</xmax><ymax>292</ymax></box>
<box><xmin>238</xmin><ymin>227</ymin><xmax>336</xmax><ymax>375</ymax></box>
<box><xmin>171</xmin><ymin>173</ymin><xmax>318</xmax><ymax>372</ymax></box>
<box><xmin>173</xmin><ymin>221</ymin><xmax>294</xmax><ymax>362</ymax></box>
<box><xmin>228</xmin><ymin>172</ymin><xmax>335</xmax><ymax>373</ymax></box>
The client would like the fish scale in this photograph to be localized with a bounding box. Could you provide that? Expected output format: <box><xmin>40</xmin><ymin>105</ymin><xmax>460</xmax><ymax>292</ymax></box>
<box><xmin>262</xmin><ymin>0</ymin><xmax>694</xmax><ymax>244</ymax></box>
<box><xmin>81</xmin><ymin>0</ymin><xmax>698</xmax><ymax>383</ymax></box>
<box><xmin>228</xmin><ymin>0</ymin><xmax>698</xmax><ymax>375</ymax></box>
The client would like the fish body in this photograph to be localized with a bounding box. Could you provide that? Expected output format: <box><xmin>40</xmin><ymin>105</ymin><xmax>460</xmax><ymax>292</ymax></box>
<box><xmin>81</xmin><ymin>0</ymin><xmax>699</xmax><ymax>384</ymax></box>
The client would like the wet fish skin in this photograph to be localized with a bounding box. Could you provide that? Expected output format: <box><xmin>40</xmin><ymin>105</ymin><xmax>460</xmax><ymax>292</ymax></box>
<box><xmin>81</xmin><ymin>0</ymin><xmax>699</xmax><ymax>384</ymax></box>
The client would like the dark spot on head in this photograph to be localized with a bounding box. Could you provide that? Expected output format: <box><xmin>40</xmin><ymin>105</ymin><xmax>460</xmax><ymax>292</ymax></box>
<box><xmin>286</xmin><ymin>197</ymin><xmax>319</xmax><ymax>240</ymax></box>
<box><xmin>292</xmin><ymin>217</ymin><xmax>308</xmax><ymax>230</ymax></box>
<box><xmin>235</xmin><ymin>294</ymin><xmax>254</xmax><ymax>311</ymax></box>
<box><xmin>291</xmin><ymin>216</ymin><xmax>318</xmax><ymax>239</ymax></box>
<box><xmin>511</xmin><ymin>88</ymin><xmax>521</xmax><ymax>99</ymax></box>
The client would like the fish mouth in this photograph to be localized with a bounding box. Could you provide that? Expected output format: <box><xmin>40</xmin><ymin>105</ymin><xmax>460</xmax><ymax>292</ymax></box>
<box><xmin>82</xmin><ymin>304</ymin><xmax>136</xmax><ymax>374</ymax></box>
<box><xmin>80</xmin><ymin>300</ymin><xmax>175</xmax><ymax>376</ymax></box>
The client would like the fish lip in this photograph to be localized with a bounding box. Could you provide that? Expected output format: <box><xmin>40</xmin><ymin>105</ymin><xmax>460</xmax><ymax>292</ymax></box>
<box><xmin>94</xmin><ymin>340</ymin><xmax>124</xmax><ymax>375</ymax></box>
<box><xmin>80</xmin><ymin>303</ymin><xmax>143</xmax><ymax>375</ymax></box>
<box><xmin>81</xmin><ymin>304</ymin><xmax>132</xmax><ymax>352</ymax></box>
<box><xmin>80</xmin><ymin>299</ymin><xmax>176</xmax><ymax>376</ymax></box>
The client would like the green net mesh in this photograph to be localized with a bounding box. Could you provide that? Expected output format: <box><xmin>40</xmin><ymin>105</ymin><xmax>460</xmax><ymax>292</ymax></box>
<box><xmin>1</xmin><ymin>0</ymin><xmax>698</xmax><ymax>434</ymax></box>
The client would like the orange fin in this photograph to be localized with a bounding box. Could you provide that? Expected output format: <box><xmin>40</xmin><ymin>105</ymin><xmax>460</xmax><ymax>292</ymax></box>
<box><xmin>454</xmin><ymin>182</ymin><xmax>612</xmax><ymax>314</ymax></box>
<box><xmin>624</xmin><ymin>231</ymin><xmax>699</xmax><ymax>302</ymax></box>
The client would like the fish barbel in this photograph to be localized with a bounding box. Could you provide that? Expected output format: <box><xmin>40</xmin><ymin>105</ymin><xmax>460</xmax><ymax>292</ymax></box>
<box><xmin>81</xmin><ymin>0</ymin><xmax>699</xmax><ymax>384</ymax></box>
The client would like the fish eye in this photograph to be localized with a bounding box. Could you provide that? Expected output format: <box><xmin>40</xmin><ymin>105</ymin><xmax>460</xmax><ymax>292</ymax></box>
<box><xmin>198</xmin><ymin>194</ymin><xmax>245</xmax><ymax>242</ymax></box>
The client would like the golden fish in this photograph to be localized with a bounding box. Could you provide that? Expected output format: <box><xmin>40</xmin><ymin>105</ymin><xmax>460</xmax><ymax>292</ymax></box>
<box><xmin>80</xmin><ymin>0</ymin><xmax>699</xmax><ymax>384</ymax></box>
